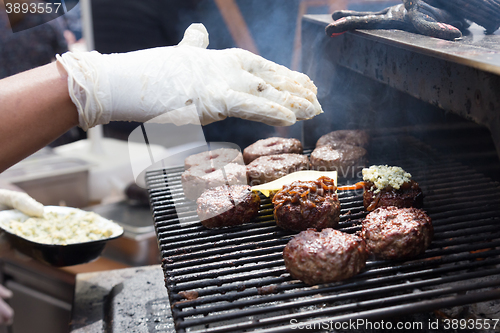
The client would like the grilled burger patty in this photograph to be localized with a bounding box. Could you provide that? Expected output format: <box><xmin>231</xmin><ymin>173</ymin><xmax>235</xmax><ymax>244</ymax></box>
<box><xmin>361</xmin><ymin>207</ymin><xmax>433</xmax><ymax>259</ymax></box>
<box><xmin>196</xmin><ymin>185</ymin><xmax>260</xmax><ymax>229</ymax></box>
<box><xmin>243</xmin><ymin>137</ymin><xmax>303</xmax><ymax>164</ymax></box>
<box><xmin>184</xmin><ymin>148</ymin><xmax>243</xmax><ymax>170</ymax></box>
<box><xmin>363</xmin><ymin>180</ymin><xmax>423</xmax><ymax>211</ymax></box>
<box><xmin>246</xmin><ymin>153</ymin><xmax>309</xmax><ymax>186</ymax></box>
<box><xmin>316</xmin><ymin>129</ymin><xmax>369</xmax><ymax>148</ymax></box>
<box><xmin>283</xmin><ymin>228</ymin><xmax>367</xmax><ymax>285</ymax></box>
<box><xmin>181</xmin><ymin>163</ymin><xmax>247</xmax><ymax>200</ymax></box>
<box><xmin>272</xmin><ymin>176</ymin><xmax>340</xmax><ymax>231</ymax></box>
<box><xmin>310</xmin><ymin>144</ymin><xmax>367</xmax><ymax>178</ymax></box>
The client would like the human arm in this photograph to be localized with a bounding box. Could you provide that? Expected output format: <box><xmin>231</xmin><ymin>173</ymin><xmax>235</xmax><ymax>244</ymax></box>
<box><xmin>0</xmin><ymin>24</ymin><xmax>322</xmax><ymax>172</ymax></box>
<box><xmin>0</xmin><ymin>62</ymin><xmax>79</xmax><ymax>173</ymax></box>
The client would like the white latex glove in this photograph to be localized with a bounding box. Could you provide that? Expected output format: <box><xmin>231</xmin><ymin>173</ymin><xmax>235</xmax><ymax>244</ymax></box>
<box><xmin>0</xmin><ymin>285</ymin><xmax>13</xmax><ymax>325</ymax></box>
<box><xmin>0</xmin><ymin>189</ymin><xmax>44</xmax><ymax>217</ymax></box>
<box><xmin>56</xmin><ymin>23</ymin><xmax>323</xmax><ymax>130</ymax></box>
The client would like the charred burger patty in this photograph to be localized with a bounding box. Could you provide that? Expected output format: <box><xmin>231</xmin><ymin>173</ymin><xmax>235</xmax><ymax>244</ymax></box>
<box><xmin>362</xmin><ymin>165</ymin><xmax>423</xmax><ymax>211</ymax></box>
<box><xmin>196</xmin><ymin>185</ymin><xmax>260</xmax><ymax>229</ymax></box>
<box><xmin>316</xmin><ymin>129</ymin><xmax>369</xmax><ymax>148</ymax></box>
<box><xmin>243</xmin><ymin>137</ymin><xmax>303</xmax><ymax>164</ymax></box>
<box><xmin>246</xmin><ymin>153</ymin><xmax>309</xmax><ymax>186</ymax></box>
<box><xmin>361</xmin><ymin>206</ymin><xmax>433</xmax><ymax>260</ymax></box>
<box><xmin>283</xmin><ymin>228</ymin><xmax>367</xmax><ymax>285</ymax></box>
<box><xmin>272</xmin><ymin>176</ymin><xmax>340</xmax><ymax>231</ymax></box>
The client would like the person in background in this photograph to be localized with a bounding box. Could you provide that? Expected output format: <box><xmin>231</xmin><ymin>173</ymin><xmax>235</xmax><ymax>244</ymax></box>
<box><xmin>91</xmin><ymin>0</ymin><xmax>198</xmax><ymax>54</ymax></box>
<box><xmin>61</xmin><ymin>1</ymin><xmax>86</xmax><ymax>53</ymax></box>
<box><xmin>63</xmin><ymin>1</ymin><xmax>82</xmax><ymax>41</ymax></box>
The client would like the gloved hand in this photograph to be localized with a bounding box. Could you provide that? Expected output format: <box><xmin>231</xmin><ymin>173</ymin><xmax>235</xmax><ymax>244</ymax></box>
<box><xmin>57</xmin><ymin>24</ymin><xmax>323</xmax><ymax>131</ymax></box>
<box><xmin>0</xmin><ymin>285</ymin><xmax>13</xmax><ymax>325</ymax></box>
<box><xmin>429</xmin><ymin>0</ymin><xmax>500</xmax><ymax>34</ymax></box>
<box><xmin>326</xmin><ymin>1</ymin><xmax>466</xmax><ymax>40</ymax></box>
<box><xmin>0</xmin><ymin>189</ymin><xmax>44</xmax><ymax>217</ymax></box>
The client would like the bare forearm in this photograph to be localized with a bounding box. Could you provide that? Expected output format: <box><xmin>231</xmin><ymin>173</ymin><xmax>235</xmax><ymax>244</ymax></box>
<box><xmin>0</xmin><ymin>62</ymin><xmax>79</xmax><ymax>172</ymax></box>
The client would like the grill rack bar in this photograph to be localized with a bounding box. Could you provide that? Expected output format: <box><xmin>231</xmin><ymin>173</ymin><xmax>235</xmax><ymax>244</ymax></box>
<box><xmin>167</xmin><ymin>238</ymin><xmax>500</xmax><ymax>309</ymax></box>
<box><xmin>220</xmin><ymin>288</ymin><xmax>500</xmax><ymax>333</ymax></box>
<box><xmin>176</xmin><ymin>268</ymin><xmax>500</xmax><ymax>331</ymax></box>
<box><xmin>147</xmin><ymin>135</ymin><xmax>500</xmax><ymax>333</ymax></box>
<box><xmin>172</xmin><ymin>253</ymin><xmax>500</xmax><ymax>312</ymax></box>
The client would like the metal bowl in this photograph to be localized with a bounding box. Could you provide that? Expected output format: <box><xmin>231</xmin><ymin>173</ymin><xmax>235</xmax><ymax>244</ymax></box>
<box><xmin>0</xmin><ymin>206</ymin><xmax>124</xmax><ymax>267</ymax></box>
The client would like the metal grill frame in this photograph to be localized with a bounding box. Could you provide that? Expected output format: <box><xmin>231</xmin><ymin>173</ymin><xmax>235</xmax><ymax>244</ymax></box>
<box><xmin>147</xmin><ymin>135</ymin><xmax>500</xmax><ymax>333</ymax></box>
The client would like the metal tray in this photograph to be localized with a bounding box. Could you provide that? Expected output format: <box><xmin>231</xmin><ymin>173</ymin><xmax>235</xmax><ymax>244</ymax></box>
<box><xmin>0</xmin><ymin>206</ymin><xmax>124</xmax><ymax>267</ymax></box>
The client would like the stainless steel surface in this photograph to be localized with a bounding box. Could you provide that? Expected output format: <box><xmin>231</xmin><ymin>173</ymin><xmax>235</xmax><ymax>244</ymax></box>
<box><xmin>89</xmin><ymin>201</ymin><xmax>160</xmax><ymax>266</ymax></box>
<box><xmin>0</xmin><ymin>259</ymin><xmax>75</xmax><ymax>333</ymax></box>
<box><xmin>89</xmin><ymin>201</ymin><xmax>155</xmax><ymax>234</ymax></box>
<box><xmin>2</xmin><ymin>260</ymin><xmax>74</xmax><ymax>303</ymax></box>
<box><xmin>13</xmin><ymin>171</ymin><xmax>89</xmax><ymax>208</ymax></box>
<box><xmin>0</xmin><ymin>148</ymin><xmax>90</xmax><ymax>208</ymax></box>
<box><xmin>6</xmin><ymin>280</ymin><xmax>71</xmax><ymax>333</ymax></box>
<box><xmin>301</xmin><ymin>14</ymin><xmax>500</xmax><ymax>157</ymax></box>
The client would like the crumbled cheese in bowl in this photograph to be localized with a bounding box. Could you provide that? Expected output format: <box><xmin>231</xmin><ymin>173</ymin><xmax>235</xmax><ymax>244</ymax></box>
<box><xmin>362</xmin><ymin>165</ymin><xmax>412</xmax><ymax>194</ymax></box>
<box><xmin>0</xmin><ymin>208</ymin><xmax>122</xmax><ymax>245</ymax></box>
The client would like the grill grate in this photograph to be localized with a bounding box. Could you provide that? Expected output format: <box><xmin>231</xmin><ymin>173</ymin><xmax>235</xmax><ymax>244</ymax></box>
<box><xmin>147</xmin><ymin>135</ymin><xmax>500</xmax><ymax>333</ymax></box>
